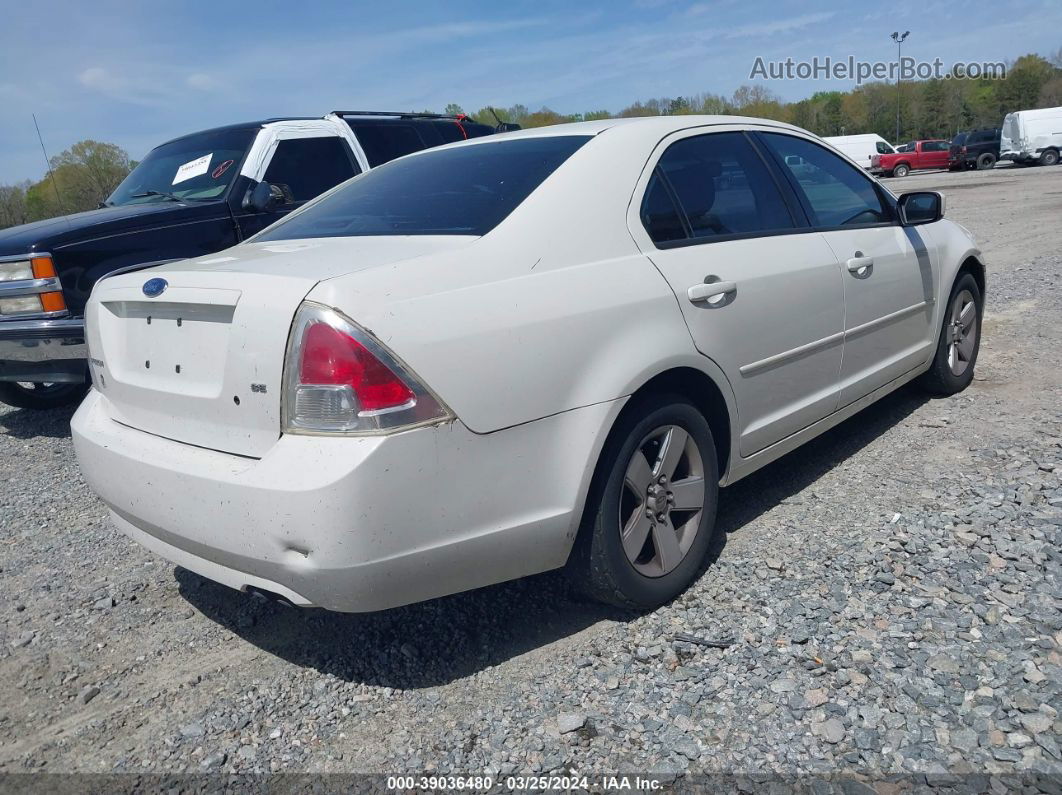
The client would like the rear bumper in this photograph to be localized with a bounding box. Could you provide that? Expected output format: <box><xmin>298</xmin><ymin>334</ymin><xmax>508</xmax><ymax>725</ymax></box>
<box><xmin>1000</xmin><ymin>150</ymin><xmax>1031</xmax><ymax>162</ymax></box>
<box><xmin>71</xmin><ymin>389</ymin><xmax>619</xmax><ymax>612</ymax></box>
<box><xmin>0</xmin><ymin>317</ymin><xmax>87</xmax><ymax>383</ymax></box>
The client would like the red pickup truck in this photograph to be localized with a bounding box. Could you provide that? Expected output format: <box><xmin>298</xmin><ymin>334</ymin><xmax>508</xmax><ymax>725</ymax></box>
<box><xmin>871</xmin><ymin>139</ymin><xmax>950</xmax><ymax>177</ymax></box>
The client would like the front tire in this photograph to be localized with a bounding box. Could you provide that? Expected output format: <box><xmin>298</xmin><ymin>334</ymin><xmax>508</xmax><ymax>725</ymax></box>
<box><xmin>0</xmin><ymin>381</ymin><xmax>88</xmax><ymax>410</ymax></box>
<box><xmin>572</xmin><ymin>395</ymin><xmax>719</xmax><ymax>609</ymax></box>
<box><xmin>918</xmin><ymin>273</ymin><xmax>982</xmax><ymax>396</ymax></box>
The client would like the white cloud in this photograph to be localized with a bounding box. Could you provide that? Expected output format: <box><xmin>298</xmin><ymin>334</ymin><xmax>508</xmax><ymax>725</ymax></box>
<box><xmin>186</xmin><ymin>73</ymin><xmax>217</xmax><ymax>91</ymax></box>
<box><xmin>77</xmin><ymin>66</ymin><xmax>120</xmax><ymax>91</ymax></box>
<box><xmin>725</xmin><ymin>11</ymin><xmax>835</xmax><ymax>38</ymax></box>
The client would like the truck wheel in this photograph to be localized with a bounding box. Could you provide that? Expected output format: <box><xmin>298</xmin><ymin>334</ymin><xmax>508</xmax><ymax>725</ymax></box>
<box><xmin>976</xmin><ymin>153</ymin><xmax>996</xmax><ymax>170</ymax></box>
<box><xmin>893</xmin><ymin>163</ymin><xmax>910</xmax><ymax>177</ymax></box>
<box><xmin>0</xmin><ymin>381</ymin><xmax>88</xmax><ymax>410</ymax></box>
<box><xmin>1039</xmin><ymin>149</ymin><xmax>1060</xmax><ymax>167</ymax></box>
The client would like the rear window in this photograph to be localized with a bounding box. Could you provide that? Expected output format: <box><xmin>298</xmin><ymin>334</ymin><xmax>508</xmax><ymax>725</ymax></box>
<box><xmin>952</xmin><ymin>133</ymin><xmax>968</xmax><ymax>146</ymax></box>
<box><xmin>256</xmin><ymin>135</ymin><xmax>590</xmax><ymax>240</ymax></box>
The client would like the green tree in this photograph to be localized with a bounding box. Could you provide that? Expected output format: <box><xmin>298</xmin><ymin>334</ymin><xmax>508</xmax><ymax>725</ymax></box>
<box><xmin>1040</xmin><ymin>76</ymin><xmax>1062</xmax><ymax>107</ymax></box>
<box><xmin>24</xmin><ymin>140</ymin><xmax>132</xmax><ymax>220</ymax></box>
<box><xmin>0</xmin><ymin>181</ymin><xmax>31</xmax><ymax>230</ymax></box>
<box><xmin>998</xmin><ymin>54</ymin><xmax>1057</xmax><ymax>111</ymax></box>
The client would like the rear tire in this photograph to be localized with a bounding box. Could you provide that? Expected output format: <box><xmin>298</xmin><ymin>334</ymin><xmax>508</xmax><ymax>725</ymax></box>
<box><xmin>1039</xmin><ymin>149</ymin><xmax>1059</xmax><ymax>167</ymax></box>
<box><xmin>976</xmin><ymin>153</ymin><xmax>996</xmax><ymax>170</ymax></box>
<box><xmin>0</xmin><ymin>381</ymin><xmax>88</xmax><ymax>410</ymax></box>
<box><xmin>917</xmin><ymin>273</ymin><xmax>982</xmax><ymax>396</ymax></box>
<box><xmin>893</xmin><ymin>163</ymin><xmax>910</xmax><ymax>177</ymax></box>
<box><xmin>571</xmin><ymin>395</ymin><xmax>719</xmax><ymax>610</ymax></box>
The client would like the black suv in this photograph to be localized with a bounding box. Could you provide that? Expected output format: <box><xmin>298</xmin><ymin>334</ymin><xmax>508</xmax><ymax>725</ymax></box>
<box><xmin>0</xmin><ymin>111</ymin><xmax>514</xmax><ymax>409</ymax></box>
<box><xmin>948</xmin><ymin>128</ymin><xmax>1001</xmax><ymax>171</ymax></box>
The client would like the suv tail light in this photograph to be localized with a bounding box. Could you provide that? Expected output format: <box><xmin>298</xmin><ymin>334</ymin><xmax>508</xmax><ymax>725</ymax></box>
<box><xmin>282</xmin><ymin>302</ymin><xmax>451</xmax><ymax>435</ymax></box>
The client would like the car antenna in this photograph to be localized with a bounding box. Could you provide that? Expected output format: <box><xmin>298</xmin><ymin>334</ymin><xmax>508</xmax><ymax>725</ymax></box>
<box><xmin>32</xmin><ymin>113</ymin><xmax>67</xmax><ymax>218</ymax></box>
<box><xmin>486</xmin><ymin>107</ymin><xmax>520</xmax><ymax>133</ymax></box>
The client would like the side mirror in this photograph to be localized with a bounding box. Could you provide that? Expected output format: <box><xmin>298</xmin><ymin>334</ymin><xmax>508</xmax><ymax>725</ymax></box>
<box><xmin>243</xmin><ymin>181</ymin><xmax>286</xmax><ymax>213</ymax></box>
<box><xmin>897</xmin><ymin>191</ymin><xmax>945</xmax><ymax>226</ymax></box>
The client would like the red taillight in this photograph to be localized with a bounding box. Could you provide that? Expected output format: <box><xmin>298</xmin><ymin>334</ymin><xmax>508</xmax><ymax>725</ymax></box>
<box><xmin>283</xmin><ymin>303</ymin><xmax>451</xmax><ymax>435</ymax></box>
<box><xmin>299</xmin><ymin>322</ymin><xmax>414</xmax><ymax>411</ymax></box>
<box><xmin>961</xmin><ymin>146</ymin><xmax>967</xmax><ymax>154</ymax></box>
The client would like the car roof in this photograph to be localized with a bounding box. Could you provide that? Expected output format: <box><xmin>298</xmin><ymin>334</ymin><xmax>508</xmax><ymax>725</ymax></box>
<box><xmin>468</xmin><ymin>114</ymin><xmax>806</xmax><ymax>141</ymax></box>
<box><xmin>158</xmin><ymin>118</ymin><xmax>318</xmax><ymax>147</ymax></box>
<box><xmin>823</xmin><ymin>134</ymin><xmax>887</xmax><ymax>141</ymax></box>
<box><xmin>157</xmin><ymin>113</ymin><xmax>495</xmax><ymax>149</ymax></box>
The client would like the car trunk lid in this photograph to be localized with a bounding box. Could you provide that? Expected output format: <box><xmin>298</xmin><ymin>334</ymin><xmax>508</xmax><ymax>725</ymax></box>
<box><xmin>87</xmin><ymin>236</ymin><xmax>477</xmax><ymax>457</ymax></box>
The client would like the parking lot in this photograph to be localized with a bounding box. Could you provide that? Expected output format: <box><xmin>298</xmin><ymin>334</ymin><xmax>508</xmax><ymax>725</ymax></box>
<box><xmin>0</xmin><ymin>163</ymin><xmax>1059</xmax><ymax>780</ymax></box>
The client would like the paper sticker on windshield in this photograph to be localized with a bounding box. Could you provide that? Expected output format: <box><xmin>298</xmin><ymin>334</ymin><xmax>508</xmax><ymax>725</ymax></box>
<box><xmin>172</xmin><ymin>153</ymin><xmax>212</xmax><ymax>185</ymax></box>
<box><xmin>211</xmin><ymin>159</ymin><xmax>234</xmax><ymax>179</ymax></box>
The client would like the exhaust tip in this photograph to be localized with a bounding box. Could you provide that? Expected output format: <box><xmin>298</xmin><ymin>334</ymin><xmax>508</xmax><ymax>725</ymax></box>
<box><xmin>245</xmin><ymin>585</ymin><xmax>297</xmax><ymax>608</ymax></box>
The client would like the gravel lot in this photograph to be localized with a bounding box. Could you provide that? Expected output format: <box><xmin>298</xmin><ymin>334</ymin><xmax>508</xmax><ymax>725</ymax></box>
<box><xmin>1</xmin><ymin>164</ymin><xmax>1060</xmax><ymax>787</ymax></box>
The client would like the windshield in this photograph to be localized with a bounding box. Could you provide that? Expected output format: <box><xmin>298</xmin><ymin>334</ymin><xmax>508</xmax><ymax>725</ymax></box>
<box><xmin>107</xmin><ymin>128</ymin><xmax>256</xmax><ymax>206</ymax></box>
<box><xmin>257</xmin><ymin>135</ymin><xmax>590</xmax><ymax>240</ymax></box>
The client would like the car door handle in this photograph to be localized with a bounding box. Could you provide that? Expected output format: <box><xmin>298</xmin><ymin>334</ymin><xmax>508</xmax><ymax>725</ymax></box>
<box><xmin>846</xmin><ymin>255</ymin><xmax>874</xmax><ymax>276</ymax></box>
<box><xmin>687</xmin><ymin>280</ymin><xmax>737</xmax><ymax>304</ymax></box>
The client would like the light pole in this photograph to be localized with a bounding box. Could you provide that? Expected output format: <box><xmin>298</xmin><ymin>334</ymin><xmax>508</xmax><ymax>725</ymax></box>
<box><xmin>891</xmin><ymin>31</ymin><xmax>910</xmax><ymax>144</ymax></box>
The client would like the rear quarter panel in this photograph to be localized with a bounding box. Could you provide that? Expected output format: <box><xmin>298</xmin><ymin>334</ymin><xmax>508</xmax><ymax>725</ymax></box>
<box><xmin>305</xmin><ymin>126</ymin><xmax>720</xmax><ymax>435</ymax></box>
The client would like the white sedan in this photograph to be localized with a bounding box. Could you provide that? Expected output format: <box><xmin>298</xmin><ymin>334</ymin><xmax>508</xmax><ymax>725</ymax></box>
<box><xmin>72</xmin><ymin>116</ymin><xmax>985</xmax><ymax>612</ymax></box>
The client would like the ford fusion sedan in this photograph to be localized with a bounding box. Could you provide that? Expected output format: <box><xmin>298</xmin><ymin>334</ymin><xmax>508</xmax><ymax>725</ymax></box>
<box><xmin>72</xmin><ymin>116</ymin><xmax>985</xmax><ymax>612</ymax></box>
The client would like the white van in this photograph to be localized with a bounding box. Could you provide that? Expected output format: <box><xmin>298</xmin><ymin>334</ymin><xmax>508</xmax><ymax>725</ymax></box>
<box><xmin>822</xmin><ymin>134</ymin><xmax>896</xmax><ymax>170</ymax></box>
<box><xmin>1000</xmin><ymin>107</ymin><xmax>1062</xmax><ymax>166</ymax></box>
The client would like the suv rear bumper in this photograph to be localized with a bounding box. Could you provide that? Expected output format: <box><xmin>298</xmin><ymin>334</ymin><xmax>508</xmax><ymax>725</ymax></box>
<box><xmin>0</xmin><ymin>317</ymin><xmax>88</xmax><ymax>383</ymax></box>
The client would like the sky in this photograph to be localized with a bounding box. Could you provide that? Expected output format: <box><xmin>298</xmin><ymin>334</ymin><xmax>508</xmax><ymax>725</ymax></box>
<box><xmin>1</xmin><ymin>0</ymin><xmax>1059</xmax><ymax>183</ymax></box>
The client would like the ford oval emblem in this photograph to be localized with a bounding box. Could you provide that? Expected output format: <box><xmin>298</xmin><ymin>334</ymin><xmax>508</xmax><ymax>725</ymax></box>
<box><xmin>142</xmin><ymin>278</ymin><xmax>168</xmax><ymax>298</ymax></box>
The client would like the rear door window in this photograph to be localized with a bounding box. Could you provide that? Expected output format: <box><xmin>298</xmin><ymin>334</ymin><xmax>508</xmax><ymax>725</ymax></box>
<box><xmin>640</xmin><ymin>172</ymin><xmax>687</xmax><ymax>243</ymax></box>
<box><xmin>350</xmin><ymin>123</ymin><xmax>427</xmax><ymax>167</ymax></box>
<box><xmin>760</xmin><ymin>133</ymin><xmax>890</xmax><ymax>228</ymax></box>
<box><xmin>645</xmin><ymin>132</ymin><xmax>794</xmax><ymax>244</ymax></box>
<box><xmin>433</xmin><ymin>120</ymin><xmax>468</xmax><ymax>144</ymax></box>
<box><xmin>263</xmin><ymin>137</ymin><xmax>359</xmax><ymax>203</ymax></box>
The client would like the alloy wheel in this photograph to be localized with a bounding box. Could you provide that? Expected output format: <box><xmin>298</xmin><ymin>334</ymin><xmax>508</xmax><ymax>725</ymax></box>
<box><xmin>946</xmin><ymin>288</ymin><xmax>978</xmax><ymax>376</ymax></box>
<box><xmin>619</xmin><ymin>425</ymin><xmax>705</xmax><ymax>577</ymax></box>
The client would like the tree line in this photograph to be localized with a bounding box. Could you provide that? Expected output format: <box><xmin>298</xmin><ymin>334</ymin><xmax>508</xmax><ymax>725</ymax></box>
<box><xmin>0</xmin><ymin>140</ymin><xmax>132</xmax><ymax>230</ymax></box>
<box><xmin>2</xmin><ymin>49</ymin><xmax>1059</xmax><ymax>231</ymax></box>
<box><xmin>461</xmin><ymin>50</ymin><xmax>1061</xmax><ymax>142</ymax></box>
